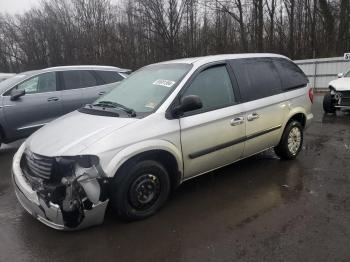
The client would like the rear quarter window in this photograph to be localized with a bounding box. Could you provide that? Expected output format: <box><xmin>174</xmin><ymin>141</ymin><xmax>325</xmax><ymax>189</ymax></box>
<box><xmin>229</xmin><ymin>58</ymin><xmax>282</xmax><ymax>101</ymax></box>
<box><xmin>95</xmin><ymin>71</ymin><xmax>124</xmax><ymax>84</ymax></box>
<box><xmin>272</xmin><ymin>58</ymin><xmax>308</xmax><ymax>91</ymax></box>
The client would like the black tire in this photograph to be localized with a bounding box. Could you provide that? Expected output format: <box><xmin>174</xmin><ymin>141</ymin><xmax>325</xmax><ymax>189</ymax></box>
<box><xmin>323</xmin><ymin>92</ymin><xmax>336</xmax><ymax>113</ymax></box>
<box><xmin>274</xmin><ymin>121</ymin><xmax>303</xmax><ymax>160</ymax></box>
<box><xmin>109</xmin><ymin>160</ymin><xmax>170</xmax><ymax>221</ymax></box>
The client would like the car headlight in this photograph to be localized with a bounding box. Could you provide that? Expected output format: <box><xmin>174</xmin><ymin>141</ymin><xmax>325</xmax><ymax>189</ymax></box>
<box><xmin>54</xmin><ymin>155</ymin><xmax>100</xmax><ymax>180</ymax></box>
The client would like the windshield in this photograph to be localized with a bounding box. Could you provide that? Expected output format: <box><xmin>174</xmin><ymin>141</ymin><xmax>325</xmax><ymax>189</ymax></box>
<box><xmin>95</xmin><ymin>63</ymin><xmax>192</xmax><ymax>113</ymax></box>
<box><xmin>344</xmin><ymin>70</ymin><xmax>350</xmax><ymax>77</ymax></box>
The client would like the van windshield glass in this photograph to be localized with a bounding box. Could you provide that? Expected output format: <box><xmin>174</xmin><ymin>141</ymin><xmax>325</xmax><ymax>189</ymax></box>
<box><xmin>95</xmin><ymin>63</ymin><xmax>192</xmax><ymax>113</ymax></box>
<box><xmin>344</xmin><ymin>70</ymin><xmax>350</xmax><ymax>77</ymax></box>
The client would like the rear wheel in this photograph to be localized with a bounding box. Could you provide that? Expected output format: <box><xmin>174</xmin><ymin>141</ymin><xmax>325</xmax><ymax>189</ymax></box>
<box><xmin>323</xmin><ymin>92</ymin><xmax>336</xmax><ymax>113</ymax></box>
<box><xmin>110</xmin><ymin>160</ymin><xmax>170</xmax><ymax>221</ymax></box>
<box><xmin>274</xmin><ymin>121</ymin><xmax>303</xmax><ymax>160</ymax></box>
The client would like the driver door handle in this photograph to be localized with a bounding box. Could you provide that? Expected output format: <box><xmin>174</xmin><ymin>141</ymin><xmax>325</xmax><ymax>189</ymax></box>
<box><xmin>247</xmin><ymin>112</ymin><xmax>260</xmax><ymax>121</ymax></box>
<box><xmin>47</xmin><ymin>97</ymin><xmax>59</xmax><ymax>102</ymax></box>
<box><xmin>98</xmin><ymin>91</ymin><xmax>106</xmax><ymax>96</ymax></box>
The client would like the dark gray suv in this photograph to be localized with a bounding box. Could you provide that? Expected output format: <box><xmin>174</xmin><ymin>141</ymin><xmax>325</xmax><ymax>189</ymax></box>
<box><xmin>0</xmin><ymin>65</ymin><xmax>129</xmax><ymax>147</ymax></box>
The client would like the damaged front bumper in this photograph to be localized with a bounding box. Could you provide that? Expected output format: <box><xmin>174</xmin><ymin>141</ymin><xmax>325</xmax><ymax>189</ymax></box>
<box><xmin>12</xmin><ymin>144</ymin><xmax>109</xmax><ymax>231</ymax></box>
<box><xmin>330</xmin><ymin>90</ymin><xmax>350</xmax><ymax>108</ymax></box>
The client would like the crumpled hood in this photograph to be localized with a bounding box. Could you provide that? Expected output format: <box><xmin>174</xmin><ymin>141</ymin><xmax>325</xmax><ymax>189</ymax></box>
<box><xmin>329</xmin><ymin>78</ymin><xmax>350</xmax><ymax>91</ymax></box>
<box><xmin>26</xmin><ymin>110</ymin><xmax>138</xmax><ymax>157</ymax></box>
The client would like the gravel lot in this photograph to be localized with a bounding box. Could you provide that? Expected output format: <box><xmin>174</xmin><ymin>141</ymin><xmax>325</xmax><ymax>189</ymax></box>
<box><xmin>1</xmin><ymin>95</ymin><xmax>350</xmax><ymax>262</ymax></box>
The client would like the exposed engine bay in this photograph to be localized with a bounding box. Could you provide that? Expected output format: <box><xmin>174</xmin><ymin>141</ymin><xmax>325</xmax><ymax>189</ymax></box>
<box><xmin>20</xmin><ymin>150</ymin><xmax>109</xmax><ymax>229</ymax></box>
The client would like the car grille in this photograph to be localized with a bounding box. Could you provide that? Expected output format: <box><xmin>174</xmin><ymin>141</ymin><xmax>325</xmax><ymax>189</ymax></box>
<box><xmin>339</xmin><ymin>91</ymin><xmax>350</xmax><ymax>98</ymax></box>
<box><xmin>340</xmin><ymin>97</ymin><xmax>350</xmax><ymax>106</ymax></box>
<box><xmin>23</xmin><ymin>150</ymin><xmax>54</xmax><ymax>180</ymax></box>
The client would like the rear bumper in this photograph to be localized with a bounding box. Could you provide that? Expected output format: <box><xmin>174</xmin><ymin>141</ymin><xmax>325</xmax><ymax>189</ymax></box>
<box><xmin>12</xmin><ymin>143</ymin><xmax>109</xmax><ymax>231</ymax></box>
<box><xmin>305</xmin><ymin>113</ymin><xmax>313</xmax><ymax>129</ymax></box>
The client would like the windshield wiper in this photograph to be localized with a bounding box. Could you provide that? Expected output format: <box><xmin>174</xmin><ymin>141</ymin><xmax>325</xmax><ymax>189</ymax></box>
<box><xmin>93</xmin><ymin>101</ymin><xmax>136</xmax><ymax>117</ymax></box>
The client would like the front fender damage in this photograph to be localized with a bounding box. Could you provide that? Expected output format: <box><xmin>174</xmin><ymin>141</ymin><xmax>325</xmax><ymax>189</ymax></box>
<box><xmin>23</xmin><ymin>155</ymin><xmax>110</xmax><ymax>230</ymax></box>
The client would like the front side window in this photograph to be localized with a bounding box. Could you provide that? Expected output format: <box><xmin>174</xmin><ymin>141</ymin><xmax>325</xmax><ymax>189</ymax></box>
<box><xmin>95</xmin><ymin>63</ymin><xmax>192</xmax><ymax>113</ymax></box>
<box><xmin>62</xmin><ymin>70</ymin><xmax>98</xmax><ymax>90</ymax></box>
<box><xmin>182</xmin><ymin>65</ymin><xmax>235</xmax><ymax>113</ymax></box>
<box><xmin>15</xmin><ymin>72</ymin><xmax>56</xmax><ymax>94</ymax></box>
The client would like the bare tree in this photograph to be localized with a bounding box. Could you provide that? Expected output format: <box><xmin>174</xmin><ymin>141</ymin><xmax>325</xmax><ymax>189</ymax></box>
<box><xmin>0</xmin><ymin>0</ymin><xmax>349</xmax><ymax>73</ymax></box>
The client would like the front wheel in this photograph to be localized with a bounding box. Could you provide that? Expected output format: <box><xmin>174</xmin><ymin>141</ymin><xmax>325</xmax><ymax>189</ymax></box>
<box><xmin>323</xmin><ymin>93</ymin><xmax>336</xmax><ymax>113</ymax></box>
<box><xmin>274</xmin><ymin>121</ymin><xmax>303</xmax><ymax>160</ymax></box>
<box><xmin>110</xmin><ymin>160</ymin><xmax>171</xmax><ymax>221</ymax></box>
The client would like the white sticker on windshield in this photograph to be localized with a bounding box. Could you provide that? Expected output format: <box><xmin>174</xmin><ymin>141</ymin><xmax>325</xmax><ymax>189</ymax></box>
<box><xmin>145</xmin><ymin>102</ymin><xmax>156</xmax><ymax>109</ymax></box>
<box><xmin>153</xmin><ymin>79</ymin><xmax>175</xmax><ymax>88</ymax></box>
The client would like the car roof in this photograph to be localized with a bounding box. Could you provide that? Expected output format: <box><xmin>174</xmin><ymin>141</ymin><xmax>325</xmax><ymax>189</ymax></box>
<box><xmin>17</xmin><ymin>65</ymin><xmax>130</xmax><ymax>76</ymax></box>
<box><xmin>155</xmin><ymin>53</ymin><xmax>290</xmax><ymax>66</ymax></box>
<box><xmin>0</xmin><ymin>73</ymin><xmax>16</xmax><ymax>77</ymax></box>
<box><xmin>0</xmin><ymin>65</ymin><xmax>130</xmax><ymax>94</ymax></box>
<box><xmin>41</xmin><ymin>65</ymin><xmax>130</xmax><ymax>72</ymax></box>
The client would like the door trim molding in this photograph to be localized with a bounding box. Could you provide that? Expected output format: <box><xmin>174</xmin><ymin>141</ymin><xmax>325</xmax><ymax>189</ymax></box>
<box><xmin>188</xmin><ymin>125</ymin><xmax>282</xmax><ymax>159</ymax></box>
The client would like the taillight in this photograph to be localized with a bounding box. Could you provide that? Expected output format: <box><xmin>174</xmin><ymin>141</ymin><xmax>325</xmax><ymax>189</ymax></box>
<box><xmin>308</xmin><ymin>88</ymin><xmax>314</xmax><ymax>103</ymax></box>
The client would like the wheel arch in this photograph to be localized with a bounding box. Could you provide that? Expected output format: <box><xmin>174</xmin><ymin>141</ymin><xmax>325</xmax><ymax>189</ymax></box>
<box><xmin>329</xmin><ymin>85</ymin><xmax>336</xmax><ymax>91</ymax></box>
<box><xmin>286</xmin><ymin>112</ymin><xmax>307</xmax><ymax>128</ymax></box>
<box><xmin>104</xmin><ymin>140</ymin><xmax>183</xmax><ymax>189</ymax></box>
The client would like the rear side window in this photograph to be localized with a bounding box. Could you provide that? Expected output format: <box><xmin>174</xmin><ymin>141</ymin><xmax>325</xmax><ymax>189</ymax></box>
<box><xmin>62</xmin><ymin>70</ymin><xmax>98</xmax><ymax>90</ymax></box>
<box><xmin>229</xmin><ymin>58</ymin><xmax>282</xmax><ymax>101</ymax></box>
<box><xmin>95</xmin><ymin>71</ymin><xmax>124</xmax><ymax>84</ymax></box>
<box><xmin>182</xmin><ymin>65</ymin><xmax>235</xmax><ymax>113</ymax></box>
<box><xmin>272</xmin><ymin>58</ymin><xmax>308</xmax><ymax>91</ymax></box>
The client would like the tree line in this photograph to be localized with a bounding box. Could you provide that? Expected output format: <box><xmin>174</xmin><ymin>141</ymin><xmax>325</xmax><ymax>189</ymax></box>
<box><xmin>0</xmin><ymin>0</ymin><xmax>349</xmax><ymax>73</ymax></box>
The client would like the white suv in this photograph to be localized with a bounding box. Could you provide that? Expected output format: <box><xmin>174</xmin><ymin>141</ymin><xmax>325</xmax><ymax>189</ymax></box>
<box><xmin>323</xmin><ymin>71</ymin><xmax>350</xmax><ymax>113</ymax></box>
<box><xmin>12</xmin><ymin>54</ymin><xmax>313</xmax><ymax>230</ymax></box>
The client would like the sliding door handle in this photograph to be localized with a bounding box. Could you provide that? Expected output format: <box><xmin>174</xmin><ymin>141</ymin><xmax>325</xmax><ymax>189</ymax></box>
<box><xmin>247</xmin><ymin>113</ymin><xmax>259</xmax><ymax>121</ymax></box>
<box><xmin>230</xmin><ymin>117</ymin><xmax>244</xmax><ymax>126</ymax></box>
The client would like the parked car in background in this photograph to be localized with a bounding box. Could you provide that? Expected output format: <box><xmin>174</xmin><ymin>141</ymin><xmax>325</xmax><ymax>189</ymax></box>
<box><xmin>0</xmin><ymin>73</ymin><xmax>16</xmax><ymax>82</ymax></box>
<box><xmin>323</xmin><ymin>70</ymin><xmax>350</xmax><ymax>113</ymax></box>
<box><xmin>12</xmin><ymin>54</ymin><xmax>313</xmax><ymax>230</ymax></box>
<box><xmin>0</xmin><ymin>65</ymin><xmax>130</xmax><ymax>147</ymax></box>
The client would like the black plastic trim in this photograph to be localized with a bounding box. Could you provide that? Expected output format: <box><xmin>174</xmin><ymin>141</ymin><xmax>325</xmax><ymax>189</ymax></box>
<box><xmin>78</xmin><ymin>107</ymin><xmax>120</xmax><ymax>117</ymax></box>
<box><xmin>188</xmin><ymin>125</ymin><xmax>282</xmax><ymax>159</ymax></box>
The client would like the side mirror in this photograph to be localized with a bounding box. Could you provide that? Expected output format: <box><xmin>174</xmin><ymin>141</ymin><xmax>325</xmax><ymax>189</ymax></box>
<box><xmin>338</xmin><ymin>72</ymin><xmax>344</xmax><ymax>78</ymax></box>
<box><xmin>172</xmin><ymin>95</ymin><xmax>202</xmax><ymax>117</ymax></box>
<box><xmin>10</xmin><ymin>89</ymin><xmax>25</xmax><ymax>101</ymax></box>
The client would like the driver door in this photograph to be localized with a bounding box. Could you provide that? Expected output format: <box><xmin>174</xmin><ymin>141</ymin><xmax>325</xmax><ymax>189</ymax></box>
<box><xmin>179</xmin><ymin>64</ymin><xmax>246</xmax><ymax>178</ymax></box>
<box><xmin>3</xmin><ymin>72</ymin><xmax>63</xmax><ymax>139</ymax></box>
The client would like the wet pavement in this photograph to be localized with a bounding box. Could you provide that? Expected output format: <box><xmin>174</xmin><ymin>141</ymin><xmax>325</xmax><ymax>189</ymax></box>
<box><xmin>1</xmin><ymin>95</ymin><xmax>350</xmax><ymax>262</ymax></box>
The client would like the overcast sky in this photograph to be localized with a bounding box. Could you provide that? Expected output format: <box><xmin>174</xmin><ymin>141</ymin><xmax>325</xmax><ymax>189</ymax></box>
<box><xmin>0</xmin><ymin>0</ymin><xmax>122</xmax><ymax>15</ymax></box>
<box><xmin>0</xmin><ymin>0</ymin><xmax>40</xmax><ymax>14</ymax></box>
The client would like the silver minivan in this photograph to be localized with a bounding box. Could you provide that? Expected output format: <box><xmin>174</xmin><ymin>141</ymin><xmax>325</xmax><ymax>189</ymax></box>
<box><xmin>12</xmin><ymin>54</ymin><xmax>313</xmax><ymax>230</ymax></box>
<box><xmin>0</xmin><ymin>65</ymin><xmax>129</xmax><ymax>147</ymax></box>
